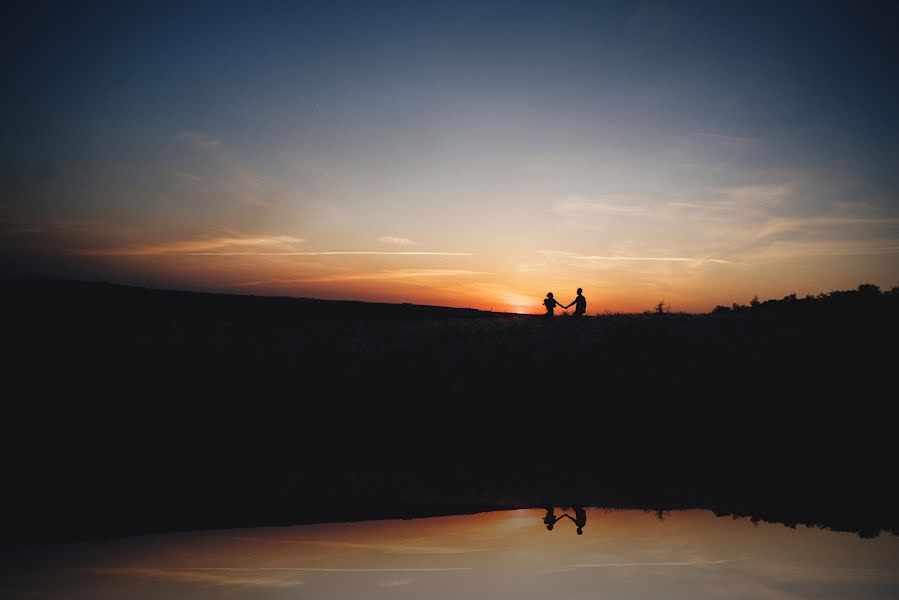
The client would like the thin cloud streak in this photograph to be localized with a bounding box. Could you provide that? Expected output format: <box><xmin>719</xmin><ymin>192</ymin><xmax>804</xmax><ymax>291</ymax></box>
<box><xmin>76</xmin><ymin>242</ymin><xmax>470</xmax><ymax>257</ymax></box>
<box><xmin>536</xmin><ymin>250</ymin><xmax>732</xmax><ymax>264</ymax></box>
<box><xmin>135</xmin><ymin>567</ymin><xmax>473</xmax><ymax>572</ymax></box>
<box><xmin>553</xmin><ymin>199</ymin><xmax>652</xmax><ymax>217</ymax></box>
<box><xmin>378</xmin><ymin>236</ymin><xmax>416</xmax><ymax>246</ymax></box>
<box><xmin>226</xmin><ymin>535</ymin><xmax>486</xmax><ymax>554</ymax></box>
<box><xmin>717</xmin><ymin>183</ymin><xmax>792</xmax><ymax>204</ymax></box>
<box><xmin>574</xmin><ymin>256</ymin><xmax>732</xmax><ymax>264</ymax></box>
<box><xmin>77</xmin><ymin>565</ymin><xmax>471</xmax><ymax>587</ymax></box>
<box><xmin>78</xmin><ymin>567</ymin><xmax>302</xmax><ymax>588</ymax></box>
<box><xmin>293</xmin><ymin>269</ymin><xmax>489</xmax><ymax>283</ymax></box>
<box><xmin>75</xmin><ymin>235</ymin><xmax>306</xmax><ymax>256</ymax></box>
<box><xmin>541</xmin><ymin>560</ymin><xmax>732</xmax><ymax>574</ymax></box>
<box><xmin>743</xmin><ymin>240</ymin><xmax>899</xmax><ymax>260</ymax></box>
<box><xmin>755</xmin><ymin>216</ymin><xmax>899</xmax><ymax>238</ymax></box>
<box><xmin>232</xmin><ymin>567</ymin><xmax>467</xmax><ymax>572</ymax></box>
<box><xmin>176</xmin><ymin>130</ymin><xmax>221</xmax><ymax>149</ymax></box>
<box><xmin>230</xmin><ymin>270</ymin><xmax>487</xmax><ymax>288</ymax></box>
<box><xmin>173</xmin><ymin>251</ymin><xmax>472</xmax><ymax>257</ymax></box>
<box><xmin>693</xmin><ymin>132</ymin><xmax>759</xmax><ymax>145</ymax></box>
<box><xmin>668</xmin><ymin>201</ymin><xmax>736</xmax><ymax>211</ymax></box>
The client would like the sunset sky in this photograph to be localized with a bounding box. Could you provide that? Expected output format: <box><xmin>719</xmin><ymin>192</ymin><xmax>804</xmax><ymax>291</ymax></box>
<box><xmin>9</xmin><ymin>509</ymin><xmax>899</xmax><ymax>599</ymax></box>
<box><xmin>3</xmin><ymin>2</ymin><xmax>898</xmax><ymax>312</ymax></box>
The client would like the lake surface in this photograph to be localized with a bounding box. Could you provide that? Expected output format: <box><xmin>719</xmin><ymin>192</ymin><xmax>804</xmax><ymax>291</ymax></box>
<box><xmin>3</xmin><ymin>509</ymin><xmax>897</xmax><ymax>599</ymax></box>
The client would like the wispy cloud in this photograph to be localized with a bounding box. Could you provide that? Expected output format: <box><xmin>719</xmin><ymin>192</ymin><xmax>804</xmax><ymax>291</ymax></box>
<box><xmin>78</xmin><ymin>565</ymin><xmax>469</xmax><ymax>589</ymax></box>
<box><xmin>226</xmin><ymin>535</ymin><xmax>485</xmax><ymax>554</ymax></box>
<box><xmin>250</xmin><ymin>567</ymin><xmax>469</xmax><ymax>572</ymax></box>
<box><xmin>536</xmin><ymin>250</ymin><xmax>732</xmax><ymax>264</ymax></box>
<box><xmin>533</xmin><ymin>249</ymin><xmax>576</xmax><ymax>258</ymax></box>
<box><xmin>378</xmin><ymin>236</ymin><xmax>416</xmax><ymax>246</ymax></box>
<box><xmin>172</xmin><ymin>170</ymin><xmax>203</xmax><ymax>182</ymax></box>
<box><xmin>284</xmin><ymin>567</ymin><xmax>468</xmax><ymax>572</ymax></box>
<box><xmin>717</xmin><ymin>183</ymin><xmax>792</xmax><ymax>204</ymax></box>
<box><xmin>693</xmin><ymin>132</ymin><xmax>759</xmax><ymax>146</ymax></box>
<box><xmin>541</xmin><ymin>559</ymin><xmax>731</xmax><ymax>574</ymax></box>
<box><xmin>742</xmin><ymin>240</ymin><xmax>899</xmax><ymax>260</ymax></box>
<box><xmin>80</xmin><ymin>566</ymin><xmax>471</xmax><ymax>578</ymax></box>
<box><xmin>73</xmin><ymin>234</ymin><xmax>470</xmax><ymax>258</ymax></box>
<box><xmin>553</xmin><ymin>198</ymin><xmax>652</xmax><ymax>217</ymax></box>
<box><xmin>298</xmin><ymin>269</ymin><xmax>486</xmax><ymax>284</ymax></box>
<box><xmin>74</xmin><ymin>235</ymin><xmax>306</xmax><ymax>256</ymax></box>
<box><xmin>754</xmin><ymin>215</ymin><xmax>899</xmax><ymax>239</ymax></box>
<box><xmin>191</xmin><ymin>251</ymin><xmax>472</xmax><ymax>257</ymax></box>
<box><xmin>574</xmin><ymin>256</ymin><xmax>732</xmax><ymax>264</ymax></box>
<box><xmin>233</xmin><ymin>269</ymin><xmax>490</xmax><ymax>287</ymax></box>
<box><xmin>708</xmin><ymin>207</ymin><xmax>899</xmax><ymax>262</ymax></box>
<box><xmin>587</xmin><ymin>179</ymin><xmax>895</xmax><ymax>265</ymax></box>
<box><xmin>664</xmin><ymin>183</ymin><xmax>792</xmax><ymax>214</ymax></box>
<box><xmin>176</xmin><ymin>131</ymin><xmax>221</xmax><ymax>149</ymax></box>
<box><xmin>667</xmin><ymin>201</ymin><xmax>736</xmax><ymax>212</ymax></box>
<box><xmin>78</xmin><ymin>567</ymin><xmax>303</xmax><ymax>588</ymax></box>
<box><xmin>73</xmin><ymin>229</ymin><xmax>471</xmax><ymax>257</ymax></box>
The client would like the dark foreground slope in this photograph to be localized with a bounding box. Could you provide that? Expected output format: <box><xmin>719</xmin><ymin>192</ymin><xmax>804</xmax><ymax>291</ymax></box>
<box><xmin>2</xmin><ymin>281</ymin><xmax>897</xmax><ymax>541</ymax></box>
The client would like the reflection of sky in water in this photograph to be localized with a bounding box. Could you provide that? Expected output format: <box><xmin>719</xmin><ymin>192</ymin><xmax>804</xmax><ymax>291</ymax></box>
<box><xmin>3</xmin><ymin>510</ymin><xmax>898</xmax><ymax>599</ymax></box>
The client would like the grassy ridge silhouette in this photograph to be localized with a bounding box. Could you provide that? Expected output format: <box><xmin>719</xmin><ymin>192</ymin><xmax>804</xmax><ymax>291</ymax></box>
<box><xmin>1</xmin><ymin>280</ymin><xmax>897</xmax><ymax>541</ymax></box>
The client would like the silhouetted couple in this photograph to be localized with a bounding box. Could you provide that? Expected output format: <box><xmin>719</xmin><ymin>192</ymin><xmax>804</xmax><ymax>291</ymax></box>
<box><xmin>543</xmin><ymin>506</ymin><xmax>587</xmax><ymax>535</ymax></box>
<box><xmin>543</xmin><ymin>288</ymin><xmax>586</xmax><ymax>317</ymax></box>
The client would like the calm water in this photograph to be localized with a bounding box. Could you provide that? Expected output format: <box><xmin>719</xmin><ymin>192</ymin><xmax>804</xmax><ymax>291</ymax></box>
<box><xmin>3</xmin><ymin>509</ymin><xmax>898</xmax><ymax>599</ymax></box>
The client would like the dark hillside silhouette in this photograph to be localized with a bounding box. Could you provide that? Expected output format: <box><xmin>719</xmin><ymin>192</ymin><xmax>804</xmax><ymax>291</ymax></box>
<box><xmin>1</xmin><ymin>280</ymin><xmax>897</xmax><ymax>541</ymax></box>
<box><xmin>712</xmin><ymin>283</ymin><xmax>899</xmax><ymax>313</ymax></box>
<box><xmin>0</xmin><ymin>280</ymin><xmax>494</xmax><ymax>323</ymax></box>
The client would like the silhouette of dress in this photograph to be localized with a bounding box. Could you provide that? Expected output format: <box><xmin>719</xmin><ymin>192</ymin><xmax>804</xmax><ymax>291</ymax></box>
<box><xmin>543</xmin><ymin>293</ymin><xmax>561</xmax><ymax>316</ymax></box>
<box><xmin>543</xmin><ymin>507</ymin><xmax>568</xmax><ymax>531</ymax></box>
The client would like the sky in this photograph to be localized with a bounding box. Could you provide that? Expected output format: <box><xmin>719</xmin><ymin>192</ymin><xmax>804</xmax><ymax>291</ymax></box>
<box><xmin>5</xmin><ymin>509</ymin><xmax>899</xmax><ymax>599</ymax></box>
<box><xmin>2</xmin><ymin>1</ymin><xmax>898</xmax><ymax>312</ymax></box>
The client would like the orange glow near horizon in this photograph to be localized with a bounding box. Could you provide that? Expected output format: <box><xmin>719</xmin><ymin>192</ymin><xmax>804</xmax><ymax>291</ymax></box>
<box><xmin>10</xmin><ymin>211</ymin><xmax>885</xmax><ymax>314</ymax></box>
<box><xmin>39</xmin><ymin>241</ymin><xmax>896</xmax><ymax>314</ymax></box>
<box><xmin>36</xmin><ymin>243</ymin><xmax>899</xmax><ymax>315</ymax></box>
<box><xmin>11</xmin><ymin>509</ymin><xmax>899</xmax><ymax>599</ymax></box>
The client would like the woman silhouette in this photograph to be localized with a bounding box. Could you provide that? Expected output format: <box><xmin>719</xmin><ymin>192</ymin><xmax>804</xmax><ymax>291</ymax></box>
<box><xmin>543</xmin><ymin>292</ymin><xmax>563</xmax><ymax>317</ymax></box>
<box><xmin>543</xmin><ymin>507</ymin><xmax>568</xmax><ymax>531</ymax></box>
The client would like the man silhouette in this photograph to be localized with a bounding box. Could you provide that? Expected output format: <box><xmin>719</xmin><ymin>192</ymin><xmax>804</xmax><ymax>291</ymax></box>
<box><xmin>564</xmin><ymin>506</ymin><xmax>587</xmax><ymax>535</ymax></box>
<box><xmin>564</xmin><ymin>288</ymin><xmax>587</xmax><ymax>317</ymax></box>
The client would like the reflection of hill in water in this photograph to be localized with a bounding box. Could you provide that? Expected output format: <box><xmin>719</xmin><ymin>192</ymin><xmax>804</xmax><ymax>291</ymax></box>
<box><xmin>2</xmin><ymin>281</ymin><xmax>897</xmax><ymax>541</ymax></box>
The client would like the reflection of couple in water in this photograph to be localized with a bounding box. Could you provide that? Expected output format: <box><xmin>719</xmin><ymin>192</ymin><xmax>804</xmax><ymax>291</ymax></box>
<box><xmin>543</xmin><ymin>507</ymin><xmax>587</xmax><ymax>535</ymax></box>
<box><xmin>543</xmin><ymin>288</ymin><xmax>587</xmax><ymax>317</ymax></box>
